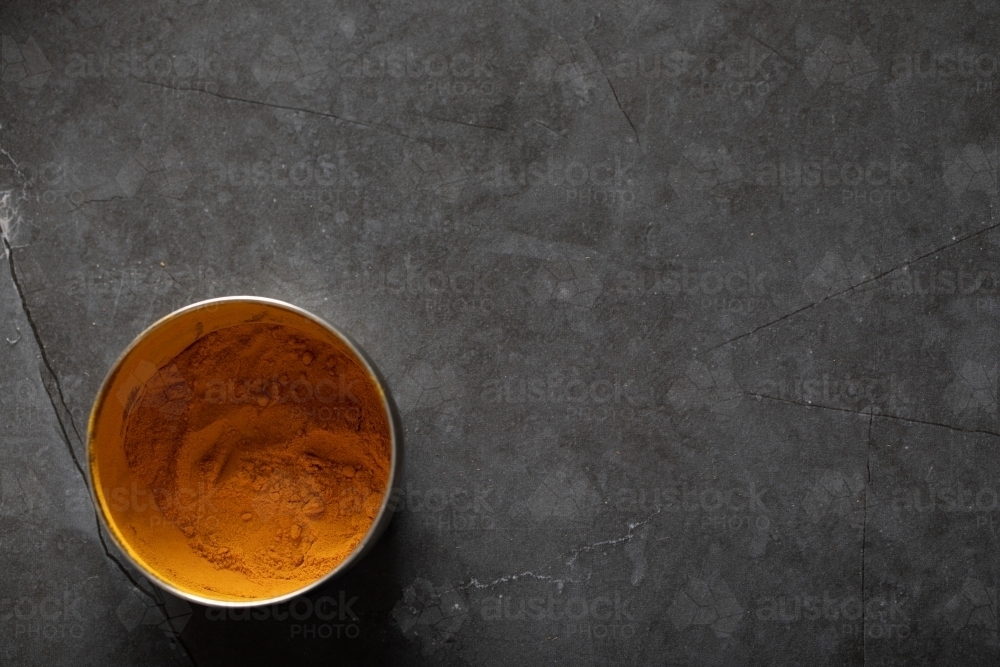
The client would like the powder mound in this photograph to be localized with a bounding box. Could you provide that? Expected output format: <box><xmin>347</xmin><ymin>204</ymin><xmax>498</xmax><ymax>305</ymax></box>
<box><xmin>121</xmin><ymin>323</ymin><xmax>391</xmax><ymax>597</ymax></box>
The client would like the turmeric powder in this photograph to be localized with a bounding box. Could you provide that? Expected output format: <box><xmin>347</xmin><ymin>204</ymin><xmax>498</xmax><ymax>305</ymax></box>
<box><xmin>111</xmin><ymin>323</ymin><xmax>391</xmax><ymax>601</ymax></box>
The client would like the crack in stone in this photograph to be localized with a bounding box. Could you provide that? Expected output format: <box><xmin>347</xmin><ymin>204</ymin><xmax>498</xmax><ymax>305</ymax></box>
<box><xmin>701</xmin><ymin>217</ymin><xmax>1000</xmax><ymax>356</ymax></box>
<box><xmin>5</xmin><ymin>242</ymin><xmax>84</xmax><ymax>447</ymax></box>
<box><xmin>745</xmin><ymin>392</ymin><xmax>1000</xmax><ymax>439</ymax></box>
<box><xmin>406</xmin><ymin>113</ymin><xmax>508</xmax><ymax>134</ymax></box>
<box><xmin>583</xmin><ymin>38</ymin><xmax>641</xmax><ymax>148</ymax></box>
<box><xmin>458</xmin><ymin>571</ymin><xmax>580</xmax><ymax>591</ymax></box>
<box><xmin>861</xmin><ymin>409</ymin><xmax>872</xmax><ymax>666</ymax></box>
<box><xmin>4</xmin><ymin>239</ymin><xmax>197</xmax><ymax>666</ymax></box>
<box><xmin>0</xmin><ymin>147</ymin><xmax>22</xmax><ymax>168</ymax></box>
<box><xmin>135</xmin><ymin>79</ymin><xmax>418</xmax><ymax>141</ymax></box>
<box><xmin>602</xmin><ymin>73</ymin><xmax>640</xmax><ymax>147</ymax></box>
<box><xmin>565</xmin><ymin>508</ymin><xmax>660</xmax><ymax>567</ymax></box>
<box><xmin>532</xmin><ymin>119</ymin><xmax>566</xmax><ymax>140</ymax></box>
<box><xmin>453</xmin><ymin>509</ymin><xmax>661</xmax><ymax>594</ymax></box>
<box><xmin>743</xmin><ymin>32</ymin><xmax>797</xmax><ymax>69</ymax></box>
<box><xmin>0</xmin><ymin>146</ymin><xmax>28</xmax><ymax>186</ymax></box>
<box><xmin>1</xmin><ymin>148</ymin><xmax>30</xmax><ymax>255</ymax></box>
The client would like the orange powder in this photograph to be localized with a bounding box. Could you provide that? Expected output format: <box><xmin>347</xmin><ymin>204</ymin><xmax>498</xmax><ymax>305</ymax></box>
<box><xmin>115</xmin><ymin>323</ymin><xmax>391</xmax><ymax>601</ymax></box>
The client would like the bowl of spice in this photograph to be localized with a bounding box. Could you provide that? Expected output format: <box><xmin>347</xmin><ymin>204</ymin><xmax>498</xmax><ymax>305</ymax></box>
<box><xmin>87</xmin><ymin>297</ymin><xmax>402</xmax><ymax>606</ymax></box>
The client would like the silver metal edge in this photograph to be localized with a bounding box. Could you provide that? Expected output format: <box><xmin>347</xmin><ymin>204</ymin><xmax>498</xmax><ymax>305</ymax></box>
<box><xmin>86</xmin><ymin>296</ymin><xmax>403</xmax><ymax>608</ymax></box>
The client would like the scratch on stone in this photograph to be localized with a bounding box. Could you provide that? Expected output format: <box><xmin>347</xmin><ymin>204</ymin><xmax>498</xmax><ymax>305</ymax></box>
<box><xmin>745</xmin><ymin>392</ymin><xmax>1000</xmax><ymax>439</ymax></box>
<box><xmin>408</xmin><ymin>113</ymin><xmax>508</xmax><ymax>133</ymax></box>
<box><xmin>701</xmin><ymin>217</ymin><xmax>1000</xmax><ymax>356</ymax></box>
<box><xmin>109</xmin><ymin>272</ymin><xmax>126</xmax><ymax>327</ymax></box>
<box><xmin>861</xmin><ymin>408</ymin><xmax>872</xmax><ymax>665</ymax></box>
<box><xmin>533</xmin><ymin>119</ymin><xmax>566</xmax><ymax>140</ymax></box>
<box><xmin>580</xmin><ymin>38</ymin><xmax>640</xmax><ymax>147</ymax></box>
<box><xmin>135</xmin><ymin>79</ymin><xmax>419</xmax><ymax>142</ymax></box>
<box><xmin>604</xmin><ymin>74</ymin><xmax>640</xmax><ymax>147</ymax></box>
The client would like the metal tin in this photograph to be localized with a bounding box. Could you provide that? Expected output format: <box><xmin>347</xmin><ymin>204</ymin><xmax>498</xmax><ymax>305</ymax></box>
<box><xmin>86</xmin><ymin>297</ymin><xmax>403</xmax><ymax>607</ymax></box>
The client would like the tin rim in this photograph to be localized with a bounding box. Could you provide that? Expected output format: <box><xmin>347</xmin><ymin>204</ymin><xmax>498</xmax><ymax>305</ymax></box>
<box><xmin>86</xmin><ymin>296</ymin><xmax>402</xmax><ymax>607</ymax></box>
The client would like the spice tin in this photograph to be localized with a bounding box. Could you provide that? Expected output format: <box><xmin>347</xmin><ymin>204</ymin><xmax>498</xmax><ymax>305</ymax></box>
<box><xmin>87</xmin><ymin>297</ymin><xmax>403</xmax><ymax>607</ymax></box>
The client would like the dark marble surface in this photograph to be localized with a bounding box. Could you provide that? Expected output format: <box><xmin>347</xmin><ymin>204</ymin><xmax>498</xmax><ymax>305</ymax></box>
<box><xmin>2</xmin><ymin>0</ymin><xmax>1000</xmax><ymax>664</ymax></box>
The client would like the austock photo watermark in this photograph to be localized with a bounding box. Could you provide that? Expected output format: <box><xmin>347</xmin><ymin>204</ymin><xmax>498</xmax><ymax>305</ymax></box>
<box><xmin>2</xmin><ymin>35</ymin><xmax>223</xmax><ymax>95</ymax></box>
<box><xmin>204</xmin><ymin>591</ymin><xmax>362</xmax><ymax>639</ymax></box>
<box><xmin>115</xmin><ymin>367</ymin><xmax>368</xmax><ymax>429</ymax></box>
<box><xmin>891</xmin><ymin>49</ymin><xmax>1000</xmax><ymax>95</ymax></box>
<box><xmin>391</xmin><ymin>484</ymin><xmax>498</xmax><ymax>533</ymax></box>
<box><xmin>485</xmin><ymin>154</ymin><xmax>638</xmax><ymax>207</ymax></box>
<box><xmin>326</xmin><ymin>260</ymin><xmax>494</xmax><ymax>319</ymax></box>
<box><xmin>802</xmin><ymin>250</ymin><xmax>1000</xmax><ymax>311</ymax></box>
<box><xmin>103</xmin><ymin>474</ymin><xmax>496</xmax><ymax>539</ymax></box>
<box><xmin>755</xmin><ymin>588</ymin><xmax>911</xmax><ymax>641</ymax></box>
<box><xmin>251</xmin><ymin>34</ymin><xmax>501</xmax><ymax>102</ymax></box>
<box><xmin>670</xmin><ymin>144</ymin><xmax>914</xmax><ymax>207</ymax></box>
<box><xmin>603</xmin><ymin>37</ymin><xmax>1000</xmax><ymax>100</ymax></box>
<box><xmin>478</xmin><ymin>590</ymin><xmax>637</xmax><ymax>640</ymax></box>
<box><xmin>24</xmin><ymin>149</ymin><xmax>361</xmax><ymax>209</ymax></box>
<box><xmin>885</xmin><ymin>264</ymin><xmax>1000</xmax><ymax>309</ymax></box>
<box><xmin>497</xmin><ymin>257</ymin><xmax>774</xmax><ymax>316</ymax></box>
<box><xmin>64</xmin><ymin>46</ymin><xmax>223</xmax><ymax>93</ymax></box>
<box><xmin>753</xmin><ymin>373</ymin><xmax>905</xmax><ymax>411</ymax></box>
<box><xmin>5</xmin><ymin>32</ymin><xmax>505</xmax><ymax>102</ymax></box>
<box><xmin>667</xmin><ymin>577</ymin><xmax>911</xmax><ymax>642</ymax></box>
<box><xmin>338</xmin><ymin>46</ymin><xmax>497</xmax><ymax>99</ymax></box>
<box><xmin>611</xmin><ymin>480</ymin><xmax>771</xmax><ymax>536</ymax></box>
<box><xmin>752</xmin><ymin>153</ymin><xmax>912</xmax><ymax>207</ymax></box>
<box><xmin>10</xmin><ymin>32</ymin><xmax>1000</xmax><ymax>107</ymax></box>
<box><xmin>480</xmin><ymin>373</ymin><xmax>660</xmax><ymax>424</ymax></box>
<box><xmin>0</xmin><ymin>588</ymin><xmax>91</xmax><ymax>641</ymax></box>
<box><xmin>21</xmin><ymin>140</ymin><xmax>651</xmax><ymax>215</ymax></box>
<box><xmin>604</xmin><ymin>40</ymin><xmax>789</xmax><ymax>113</ymax></box>
<box><xmin>890</xmin><ymin>481</ymin><xmax>1000</xmax><ymax>530</ymax></box>
<box><xmin>612</xmin><ymin>261</ymin><xmax>772</xmax><ymax>315</ymax></box>
<box><xmin>800</xmin><ymin>35</ymin><xmax>1000</xmax><ymax>97</ymax></box>
<box><xmin>16</xmin><ymin>142</ymin><xmax>192</xmax><ymax>208</ymax></box>
<box><xmin>205</xmin><ymin>154</ymin><xmax>352</xmax><ymax>192</ymax></box>
<box><xmin>603</xmin><ymin>468</ymin><xmax>887</xmax><ymax>537</ymax></box>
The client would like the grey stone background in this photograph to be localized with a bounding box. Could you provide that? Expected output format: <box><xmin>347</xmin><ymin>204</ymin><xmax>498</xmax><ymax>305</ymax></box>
<box><xmin>1</xmin><ymin>0</ymin><xmax>999</xmax><ymax>664</ymax></box>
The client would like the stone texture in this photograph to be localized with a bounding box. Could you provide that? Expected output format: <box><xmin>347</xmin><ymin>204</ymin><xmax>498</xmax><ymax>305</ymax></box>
<box><xmin>2</xmin><ymin>0</ymin><xmax>1000</xmax><ymax>664</ymax></box>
